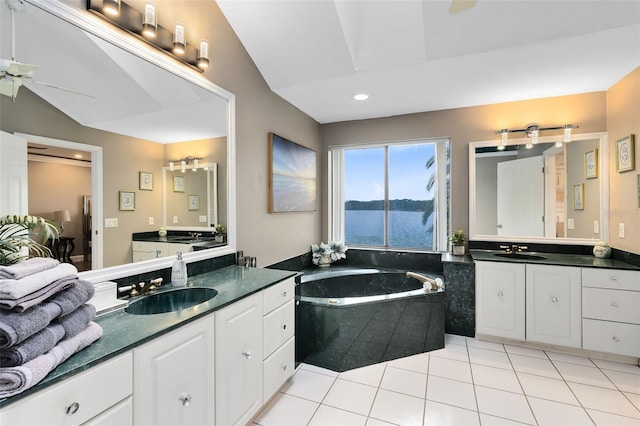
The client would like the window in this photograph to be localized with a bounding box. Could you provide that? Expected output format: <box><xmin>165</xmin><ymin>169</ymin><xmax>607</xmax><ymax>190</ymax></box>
<box><xmin>330</xmin><ymin>138</ymin><xmax>450</xmax><ymax>251</ymax></box>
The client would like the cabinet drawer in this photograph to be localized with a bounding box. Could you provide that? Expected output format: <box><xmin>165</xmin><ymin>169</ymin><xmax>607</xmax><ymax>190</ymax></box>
<box><xmin>0</xmin><ymin>351</ymin><xmax>132</xmax><ymax>426</ymax></box>
<box><xmin>583</xmin><ymin>288</ymin><xmax>640</xmax><ymax>324</ymax></box>
<box><xmin>583</xmin><ymin>319</ymin><xmax>640</xmax><ymax>357</ymax></box>
<box><xmin>582</xmin><ymin>268</ymin><xmax>640</xmax><ymax>291</ymax></box>
<box><xmin>84</xmin><ymin>396</ymin><xmax>132</xmax><ymax>426</ymax></box>
<box><xmin>263</xmin><ymin>337</ymin><xmax>295</xmax><ymax>402</ymax></box>
<box><xmin>263</xmin><ymin>277</ymin><xmax>295</xmax><ymax>315</ymax></box>
<box><xmin>263</xmin><ymin>299</ymin><xmax>295</xmax><ymax>356</ymax></box>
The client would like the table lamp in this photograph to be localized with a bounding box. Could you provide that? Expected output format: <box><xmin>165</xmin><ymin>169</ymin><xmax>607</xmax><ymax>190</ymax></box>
<box><xmin>53</xmin><ymin>210</ymin><xmax>71</xmax><ymax>236</ymax></box>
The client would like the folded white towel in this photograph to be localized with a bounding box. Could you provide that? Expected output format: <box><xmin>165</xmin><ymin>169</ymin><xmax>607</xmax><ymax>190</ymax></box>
<box><xmin>0</xmin><ymin>258</ymin><xmax>60</xmax><ymax>280</ymax></box>
<box><xmin>0</xmin><ymin>263</ymin><xmax>78</xmax><ymax>300</ymax></box>
<box><xmin>0</xmin><ymin>321</ymin><xmax>103</xmax><ymax>398</ymax></box>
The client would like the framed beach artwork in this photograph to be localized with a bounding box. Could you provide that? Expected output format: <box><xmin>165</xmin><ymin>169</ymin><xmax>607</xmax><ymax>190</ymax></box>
<box><xmin>616</xmin><ymin>134</ymin><xmax>635</xmax><ymax>173</ymax></box>
<box><xmin>573</xmin><ymin>184</ymin><xmax>584</xmax><ymax>210</ymax></box>
<box><xmin>268</xmin><ymin>132</ymin><xmax>317</xmax><ymax>213</ymax></box>
<box><xmin>584</xmin><ymin>149</ymin><xmax>598</xmax><ymax>179</ymax></box>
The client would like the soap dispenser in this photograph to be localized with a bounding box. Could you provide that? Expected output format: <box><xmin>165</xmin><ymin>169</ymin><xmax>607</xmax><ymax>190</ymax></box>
<box><xmin>171</xmin><ymin>251</ymin><xmax>188</xmax><ymax>287</ymax></box>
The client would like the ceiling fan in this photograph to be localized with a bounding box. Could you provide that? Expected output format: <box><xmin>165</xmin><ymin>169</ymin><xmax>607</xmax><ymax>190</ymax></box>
<box><xmin>1</xmin><ymin>0</ymin><xmax>93</xmax><ymax>101</ymax></box>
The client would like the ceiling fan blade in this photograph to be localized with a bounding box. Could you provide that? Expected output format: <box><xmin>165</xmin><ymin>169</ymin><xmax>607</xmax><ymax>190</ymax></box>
<box><xmin>0</xmin><ymin>75</ymin><xmax>22</xmax><ymax>99</ymax></box>
<box><xmin>449</xmin><ymin>0</ymin><xmax>477</xmax><ymax>15</ymax></box>
<box><xmin>25</xmin><ymin>78</ymin><xmax>95</xmax><ymax>99</ymax></box>
<box><xmin>2</xmin><ymin>60</ymin><xmax>37</xmax><ymax>77</ymax></box>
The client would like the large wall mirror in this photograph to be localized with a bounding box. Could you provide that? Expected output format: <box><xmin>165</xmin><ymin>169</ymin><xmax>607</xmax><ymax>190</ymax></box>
<box><xmin>0</xmin><ymin>0</ymin><xmax>236</xmax><ymax>281</ymax></box>
<box><xmin>469</xmin><ymin>132</ymin><xmax>608</xmax><ymax>245</ymax></box>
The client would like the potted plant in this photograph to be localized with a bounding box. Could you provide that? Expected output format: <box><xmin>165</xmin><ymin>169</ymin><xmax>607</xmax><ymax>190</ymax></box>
<box><xmin>311</xmin><ymin>241</ymin><xmax>348</xmax><ymax>267</ymax></box>
<box><xmin>213</xmin><ymin>224</ymin><xmax>226</xmax><ymax>242</ymax></box>
<box><xmin>449</xmin><ymin>229</ymin><xmax>466</xmax><ymax>256</ymax></box>
<box><xmin>0</xmin><ymin>215</ymin><xmax>60</xmax><ymax>265</ymax></box>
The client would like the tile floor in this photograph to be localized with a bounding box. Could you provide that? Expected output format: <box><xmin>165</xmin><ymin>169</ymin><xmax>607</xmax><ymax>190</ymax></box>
<box><xmin>252</xmin><ymin>335</ymin><xmax>640</xmax><ymax>426</ymax></box>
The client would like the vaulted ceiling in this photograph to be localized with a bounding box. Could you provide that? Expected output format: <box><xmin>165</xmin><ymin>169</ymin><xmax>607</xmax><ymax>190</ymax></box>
<box><xmin>217</xmin><ymin>0</ymin><xmax>640</xmax><ymax>123</ymax></box>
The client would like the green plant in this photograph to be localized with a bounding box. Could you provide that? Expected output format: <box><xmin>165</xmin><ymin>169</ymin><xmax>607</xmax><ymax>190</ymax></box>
<box><xmin>449</xmin><ymin>229</ymin><xmax>465</xmax><ymax>246</ymax></box>
<box><xmin>214</xmin><ymin>224</ymin><xmax>226</xmax><ymax>235</ymax></box>
<box><xmin>0</xmin><ymin>215</ymin><xmax>59</xmax><ymax>266</ymax></box>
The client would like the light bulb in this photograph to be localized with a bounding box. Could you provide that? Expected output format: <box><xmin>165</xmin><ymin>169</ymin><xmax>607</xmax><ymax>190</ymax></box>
<box><xmin>193</xmin><ymin>158</ymin><xmax>198</xmax><ymax>171</ymax></box>
<box><xmin>169</xmin><ymin>161</ymin><xmax>174</xmax><ymax>171</ymax></box>
<box><xmin>501</xmin><ymin>129</ymin><xmax>508</xmax><ymax>146</ymax></box>
<box><xmin>197</xmin><ymin>40</ymin><xmax>210</xmax><ymax>69</ymax></box>
<box><xmin>173</xmin><ymin>24</ymin><xmax>185</xmax><ymax>55</ymax></box>
<box><xmin>531</xmin><ymin>128</ymin><xmax>539</xmax><ymax>144</ymax></box>
<box><xmin>181</xmin><ymin>160</ymin><xmax>186</xmax><ymax>173</ymax></box>
<box><xmin>563</xmin><ymin>125</ymin><xmax>572</xmax><ymax>143</ymax></box>
<box><xmin>103</xmin><ymin>0</ymin><xmax>120</xmax><ymax>16</ymax></box>
<box><xmin>142</xmin><ymin>4</ymin><xmax>157</xmax><ymax>38</ymax></box>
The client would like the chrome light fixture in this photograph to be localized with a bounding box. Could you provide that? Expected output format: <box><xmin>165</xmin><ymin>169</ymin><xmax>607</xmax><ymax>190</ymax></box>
<box><xmin>173</xmin><ymin>24</ymin><xmax>186</xmax><ymax>55</ymax></box>
<box><xmin>169</xmin><ymin>156</ymin><xmax>203</xmax><ymax>173</ymax></box>
<box><xmin>102</xmin><ymin>0</ymin><xmax>120</xmax><ymax>16</ymax></box>
<box><xmin>197</xmin><ymin>40</ymin><xmax>210</xmax><ymax>70</ymax></box>
<box><xmin>142</xmin><ymin>3</ymin><xmax>157</xmax><ymax>38</ymax></box>
<box><xmin>495</xmin><ymin>123</ymin><xmax>579</xmax><ymax>147</ymax></box>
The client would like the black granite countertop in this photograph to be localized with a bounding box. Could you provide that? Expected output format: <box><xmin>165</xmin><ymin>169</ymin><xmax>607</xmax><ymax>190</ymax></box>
<box><xmin>470</xmin><ymin>249</ymin><xmax>640</xmax><ymax>271</ymax></box>
<box><xmin>132</xmin><ymin>234</ymin><xmax>226</xmax><ymax>248</ymax></box>
<box><xmin>0</xmin><ymin>265</ymin><xmax>297</xmax><ymax>408</ymax></box>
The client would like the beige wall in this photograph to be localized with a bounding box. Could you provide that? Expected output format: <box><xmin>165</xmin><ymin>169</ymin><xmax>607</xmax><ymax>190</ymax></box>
<box><xmin>321</xmin><ymin>92</ymin><xmax>608</xmax><ymax>241</ymax></box>
<box><xmin>607</xmin><ymin>67</ymin><xmax>640</xmax><ymax>254</ymax></box>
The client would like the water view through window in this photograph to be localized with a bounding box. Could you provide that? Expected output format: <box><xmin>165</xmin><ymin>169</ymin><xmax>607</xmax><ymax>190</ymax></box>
<box><xmin>344</xmin><ymin>143</ymin><xmax>436</xmax><ymax>249</ymax></box>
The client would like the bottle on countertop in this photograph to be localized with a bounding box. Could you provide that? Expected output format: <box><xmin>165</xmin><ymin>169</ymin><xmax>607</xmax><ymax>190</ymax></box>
<box><xmin>171</xmin><ymin>251</ymin><xmax>188</xmax><ymax>287</ymax></box>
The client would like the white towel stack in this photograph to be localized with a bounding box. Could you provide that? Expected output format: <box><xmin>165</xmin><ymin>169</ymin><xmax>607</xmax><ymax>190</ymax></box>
<box><xmin>0</xmin><ymin>258</ymin><xmax>103</xmax><ymax>398</ymax></box>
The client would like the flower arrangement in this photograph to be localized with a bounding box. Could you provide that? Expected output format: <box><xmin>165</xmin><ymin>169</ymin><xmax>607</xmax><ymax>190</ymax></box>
<box><xmin>213</xmin><ymin>224</ymin><xmax>226</xmax><ymax>236</ymax></box>
<box><xmin>0</xmin><ymin>215</ymin><xmax>60</xmax><ymax>265</ymax></box>
<box><xmin>448</xmin><ymin>229</ymin><xmax>466</xmax><ymax>255</ymax></box>
<box><xmin>311</xmin><ymin>241</ymin><xmax>348</xmax><ymax>267</ymax></box>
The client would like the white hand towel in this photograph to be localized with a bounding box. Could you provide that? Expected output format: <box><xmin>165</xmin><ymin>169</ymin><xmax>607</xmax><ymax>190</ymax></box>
<box><xmin>0</xmin><ymin>263</ymin><xmax>78</xmax><ymax>300</ymax></box>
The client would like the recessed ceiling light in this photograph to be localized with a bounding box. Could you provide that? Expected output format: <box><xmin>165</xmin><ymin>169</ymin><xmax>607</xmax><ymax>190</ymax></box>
<box><xmin>353</xmin><ymin>93</ymin><xmax>369</xmax><ymax>101</ymax></box>
<box><xmin>74</xmin><ymin>154</ymin><xmax>83</xmax><ymax>159</ymax></box>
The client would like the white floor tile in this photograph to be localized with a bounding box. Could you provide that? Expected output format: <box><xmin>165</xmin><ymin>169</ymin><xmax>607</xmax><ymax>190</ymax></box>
<box><xmin>468</xmin><ymin>347</ymin><xmax>513</xmax><ymax>370</ymax></box>
<box><xmin>568</xmin><ymin>382</ymin><xmax>640</xmax><ymax>419</ymax></box>
<box><xmin>339</xmin><ymin>363</ymin><xmax>386</xmax><ymax>387</ymax></box>
<box><xmin>586</xmin><ymin>409</ymin><xmax>640</xmax><ymax>426</ymax></box>
<box><xmin>472</xmin><ymin>364</ymin><xmax>522</xmax><ymax>393</ymax></box>
<box><xmin>466</xmin><ymin>338</ymin><xmax>506</xmax><ymax>352</ymax></box>
<box><xmin>602</xmin><ymin>369</ymin><xmax>640</xmax><ymax>393</ymax></box>
<box><xmin>424</xmin><ymin>400</ymin><xmax>480</xmax><ymax>426</ymax></box>
<box><xmin>301</xmin><ymin>363</ymin><xmax>340</xmax><ymax>377</ymax></box>
<box><xmin>591</xmin><ymin>359</ymin><xmax>640</xmax><ymax>375</ymax></box>
<box><xmin>624</xmin><ymin>392</ymin><xmax>640</xmax><ymax>411</ymax></box>
<box><xmin>554</xmin><ymin>361</ymin><xmax>616</xmax><ymax>389</ymax></box>
<box><xmin>308</xmin><ymin>404</ymin><xmax>367</xmax><ymax>426</ymax></box>
<box><xmin>504</xmin><ymin>344</ymin><xmax>548</xmax><ymax>359</ymax></box>
<box><xmin>428</xmin><ymin>356</ymin><xmax>472</xmax><ymax>383</ymax></box>
<box><xmin>386</xmin><ymin>352</ymin><xmax>429</xmax><ymax>374</ymax></box>
<box><xmin>475</xmin><ymin>386</ymin><xmax>536</xmax><ymax>425</ymax></box>
<box><xmin>527</xmin><ymin>396</ymin><xmax>593</xmax><ymax>425</ymax></box>
<box><xmin>366</xmin><ymin>418</ymin><xmax>397</xmax><ymax>426</ymax></box>
<box><xmin>478</xmin><ymin>413</ymin><xmax>532</xmax><ymax>425</ymax></box>
<box><xmin>509</xmin><ymin>353</ymin><xmax>562</xmax><ymax>379</ymax></box>
<box><xmin>430</xmin><ymin>343</ymin><xmax>469</xmax><ymax>362</ymax></box>
<box><xmin>546</xmin><ymin>351</ymin><xmax>595</xmax><ymax>367</ymax></box>
<box><xmin>516</xmin><ymin>372</ymin><xmax>580</xmax><ymax>406</ymax></box>
<box><xmin>323</xmin><ymin>378</ymin><xmax>378</xmax><ymax>416</ymax></box>
<box><xmin>445</xmin><ymin>334</ymin><xmax>467</xmax><ymax>346</ymax></box>
<box><xmin>369</xmin><ymin>389</ymin><xmax>425</xmax><ymax>426</ymax></box>
<box><xmin>426</xmin><ymin>375</ymin><xmax>477</xmax><ymax>411</ymax></box>
<box><xmin>253</xmin><ymin>393</ymin><xmax>319</xmax><ymax>426</ymax></box>
<box><xmin>380</xmin><ymin>366</ymin><xmax>427</xmax><ymax>398</ymax></box>
<box><xmin>281</xmin><ymin>368</ymin><xmax>336</xmax><ymax>402</ymax></box>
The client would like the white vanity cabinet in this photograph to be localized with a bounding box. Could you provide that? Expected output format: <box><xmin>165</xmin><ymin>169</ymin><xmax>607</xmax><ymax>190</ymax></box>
<box><xmin>475</xmin><ymin>261</ymin><xmax>525</xmax><ymax>340</ymax></box>
<box><xmin>582</xmin><ymin>269</ymin><xmax>640</xmax><ymax>357</ymax></box>
<box><xmin>262</xmin><ymin>277</ymin><xmax>295</xmax><ymax>402</ymax></box>
<box><xmin>215</xmin><ymin>292</ymin><xmax>263</xmax><ymax>426</ymax></box>
<box><xmin>0</xmin><ymin>351</ymin><xmax>133</xmax><ymax>426</ymax></box>
<box><xmin>133</xmin><ymin>315</ymin><xmax>215</xmax><ymax>426</ymax></box>
<box><xmin>526</xmin><ymin>265</ymin><xmax>581</xmax><ymax>348</ymax></box>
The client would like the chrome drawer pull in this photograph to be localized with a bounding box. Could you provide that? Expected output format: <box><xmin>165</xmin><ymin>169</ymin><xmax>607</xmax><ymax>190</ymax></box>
<box><xmin>612</xmin><ymin>336</ymin><xmax>620</xmax><ymax>343</ymax></box>
<box><xmin>497</xmin><ymin>291</ymin><xmax>504</xmax><ymax>297</ymax></box>
<box><xmin>65</xmin><ymin>402</ymin><xmax>80</xmax><ymax>415</ymax></box>
<box><xmin>281</xmin><ymin>364</ymin><xmax>287</xmax><ymax>371</ymax></box>
<box><xmin>242</xmin><ymin>350</ymin><xmax>251</xmax><ymax>359</ymax></box>
<box><xmin>611</xmin><ymin>302</ymin><xmax>619</xmax><ymax>308</ymax></box>
<box><xmin>281</xmin><ymin>291</ymin><xmax>287</xmax><ymax>297</ymax></box>
<box><xmin>610</xmin><ymin>276</ymin><xmax>618</xmax><ymax>282</ymax></box>
<box><xmin>179</xmin><ymin>394</ymin><xmax>192</xmax><ymax>407</ymax></box>
<box><xmin>551</xmin><ymin>296</ymin><xmax>558</xmax><ymax>303</ymax></box>
<box><xmin>282</xmin><ymin>323</ymin><xmax>287</xmax><ymax>330</ymax></box>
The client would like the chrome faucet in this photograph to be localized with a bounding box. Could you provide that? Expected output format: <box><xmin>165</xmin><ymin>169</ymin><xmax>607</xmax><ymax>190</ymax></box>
<box><xmin>499</xmin><ymin>244</ymin><xmax>528</xmax><ymax>253</ymax></box>
<box><xmin>119</xmin><ymin>277</ymin><xmax>163</xmax><ymax>297</ymax></box>
<box><xmin>189</xmin><ymin>232</ymin><xmax>202</xmax><ymax>241</ymax></box>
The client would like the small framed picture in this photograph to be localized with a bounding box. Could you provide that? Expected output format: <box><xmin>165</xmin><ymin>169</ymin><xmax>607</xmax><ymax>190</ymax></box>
<box><xmin>173</xmin><ymin>175</ymin><xmax>185</xmax><ymax>192</ymax></box>
<box><xmin>584</xmin><ymin>149</ymin><xmax>598</xmax><ymax>179</ymax></box>
<box><xmin>139</xmin><ymin>171</ymin><xmax>154</xmax><ymax>190</ymax></box>
<box><xmin>119</xmin><ymin>191</ymin><xmax>135</xmax><ymax>211</ymax></box>
<box><xmin>573</xmin><ymin>184</ymin><xmax>584</xmax><ymax>210</ymax></box>
<box><xmin>616</xmin><ymin>134</ymin><xmax>635</xmax><ymax>173</ymax></box>
<box><xmin>188</xmin><ymin>195</ymin><xmax>199</xmax><ymax>211</ymax></box>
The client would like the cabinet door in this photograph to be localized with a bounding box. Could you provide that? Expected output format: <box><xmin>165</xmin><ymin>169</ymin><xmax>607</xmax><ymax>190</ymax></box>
<box><xmin>133</xmin><ymin>315</ymin><xmax>215</xmax><ymax>426</ymax></box>
<box><xmin>475</xmin><ymin>261</ymin><xmax>525</xmax><ymax>340</ymax></box>
<box><xmin>526</xmin><ymin>265</ymin><xmax>581</xmax><ymax>348</ymax></box>
<box><xmin>132</xmin><ymin>241</ymin><xmax>167</xmax><ymax>262</ymax></box>
<box><xmin>215</xmin><ymin>293</ymin><xmax>263</xmax><ymax>426</ymax></box>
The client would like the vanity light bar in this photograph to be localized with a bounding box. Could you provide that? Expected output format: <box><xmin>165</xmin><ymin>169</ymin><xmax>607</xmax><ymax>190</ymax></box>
<box><xmin>169</xmin><ymin>156</ymin><xmax>203</xmax><ymax>173</ymax></box>
<box><xmin>87</xmin><ymin>0</ymin><xmax>209</xmax><ymax>72</ymax></box>
<box><xmin>495</xmin><ymin>124</ymin><xmax>579</xmax><ymax>145</ymax></box>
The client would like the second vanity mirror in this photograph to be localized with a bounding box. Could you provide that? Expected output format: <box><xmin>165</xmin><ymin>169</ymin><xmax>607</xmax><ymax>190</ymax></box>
<box><xmin>469</xmin><ymin>132</ymin><xmax>608</xmax><ymax>244</ymax></box>
<box><xmin>163</xmin><ymin>164</ymin><xmax>218</xmax><ymax>228</ymax></box>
